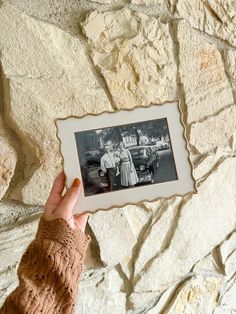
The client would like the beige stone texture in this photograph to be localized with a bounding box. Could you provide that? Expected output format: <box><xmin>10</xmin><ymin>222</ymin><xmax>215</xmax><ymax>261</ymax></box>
<box><xmin>133</xmin><ymin>157</ymin><xmax>236</xmax><ymax>293</ymax></box>
<box><xmin>76</xmin><ymin>268</ymin><xmax>126</xmax><ymax>314</ymax></box>
<box><xmin>88</xmin><ymin>205</ymin><xmax>150</xmax><ymax>271</ymax></box>
<box><xmin>213</xmin><ymin>232</ymin><xmax>236</xmax><ymax>313</ymax></box>
<box><xmin>0</xmin><ymin>126</ymin><xmax>17</xmax><ymax>199</ymax></box>
<box><xmin>90</xmin><ymin>0</ymin><xmax>112</xmax><ymax>3</ymax></box>
<box><xmin>224</xmin><ymin>49</ymin><xmax>236</xmax><ymax>100</ymax></box>
<box><xmin>81</xmin><ymin>8</ymin><xmax>177</xmax><ymax>109</ymax></box>
<box><xmin>0</xmin><ymin>4</ymin><xmax>112</xmax><ymax>205</ymax></box>
<box><xmin>133</xmin><ymin>197</ymin><xmax>182</xmax><ymax>277</ymax></box>
<box><xmin>190</xmin><ymin>105</ymin><xmax>236</xmax><ymax>153</ymax></box>
<box><xmin>0</xmin><ymin>210</ymin><xmax>40</xmax><ymax>302</ymax></box>
<box><xmin>88</xmin><ymin>208</ymin><xmax>137</xmax><ymax>267</ymax></box>
<box><xmin>177</xmin><ymin>20</ymin><xmax>234</xmax><ymax>124</ymax></box>
<box><xmin>150</xmin><ymin>276</ymin><xmax>221</xmax><ymax>314</ymax></box>
<box><xmin>0</xmin><ymin>1</ymin><xmax>236</xmax><ymax>313</ymax></box>
<box><xmin>175</xmin><ymin>0</ymin><xmax>236</xmax><ymax>48</ymax></box>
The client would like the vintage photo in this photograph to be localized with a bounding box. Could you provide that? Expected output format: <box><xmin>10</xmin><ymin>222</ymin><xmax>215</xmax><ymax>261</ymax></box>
<box><xmin>56</xmin><ymin>102</ymin><xmax>196</xmax><ymax>214</ymax></box>
<box><xmin>74</xmin><ymin>118</ymin><xmax>178</xmax><ymax>196</ymax></box>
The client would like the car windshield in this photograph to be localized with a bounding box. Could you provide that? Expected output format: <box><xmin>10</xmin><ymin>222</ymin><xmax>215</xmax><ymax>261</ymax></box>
<box><xmin>130</xmin><ymin>148</ymin><xmax>145</xmax><ymax>157</ymax></box>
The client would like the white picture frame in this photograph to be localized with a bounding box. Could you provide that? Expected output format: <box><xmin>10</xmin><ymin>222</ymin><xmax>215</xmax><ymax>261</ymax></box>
<box><xmin>55</xmin><ymin>101</ymin><xmax>196</xmax><ymax>214</ymax></box>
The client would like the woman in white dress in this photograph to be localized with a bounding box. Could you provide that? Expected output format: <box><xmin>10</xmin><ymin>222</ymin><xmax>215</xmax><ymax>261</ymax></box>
<box><xmin>118</xmin><ymin>142</ymin><xmax>139</xmax><ymax>187</ymax></box>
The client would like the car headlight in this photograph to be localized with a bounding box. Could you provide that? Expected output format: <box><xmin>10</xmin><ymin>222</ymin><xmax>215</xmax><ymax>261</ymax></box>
<box><xmin>139</xmin><ymin>165</ymin><xmax>145</xmax><ymax>171</ymax></box>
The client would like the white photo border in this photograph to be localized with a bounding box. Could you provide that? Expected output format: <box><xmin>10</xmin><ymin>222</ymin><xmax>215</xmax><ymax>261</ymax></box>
<box><xmin>55</xmin><ymin>101</ymin><xmax>197</xmax><ymax>214</ymax></box>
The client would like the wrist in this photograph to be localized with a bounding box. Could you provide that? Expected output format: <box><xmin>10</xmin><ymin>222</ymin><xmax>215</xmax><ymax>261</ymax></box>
<box><xmin>36</xmin><ymin>215</ymin><xmax>91</xmax><ymax>255</ymax></box>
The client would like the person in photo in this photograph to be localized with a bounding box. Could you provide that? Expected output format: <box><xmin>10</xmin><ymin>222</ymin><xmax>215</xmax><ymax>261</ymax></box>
<box><xmin>118</xmin><ymin>141</ymin><xmax>139</xmax><ymax>188</ymax></box>
<box><xmin>100</xmin><ymin>144</ymin><xmax>117</xmax><ymax>191</ymax></box>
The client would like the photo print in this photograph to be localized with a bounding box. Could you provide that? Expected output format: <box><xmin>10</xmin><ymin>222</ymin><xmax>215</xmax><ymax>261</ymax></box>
<box><xmin>74</xmin><ymin>118</ymin><xmax>178</xmax><ymax>196</ymax></box>
<box><xmin>56</xmin><ymin>101</ymin><xmax>196</xmax><ymax>213</ymax></box>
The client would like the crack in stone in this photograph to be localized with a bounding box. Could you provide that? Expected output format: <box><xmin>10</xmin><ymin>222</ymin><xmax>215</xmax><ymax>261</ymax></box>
<box><xmin>196</xmin><ymin>155</ymin><xmax>230</xmax><ymax>187</ymax></box>
<box><xmin>0</xmin><ymin>63</ymin><xmax>41</xmax><ymax>204</ymax></box>
<box><xmin>77</xmin><ymin>19</ymin><xmax>117</xmax><ymax>111</ymax></box>
<box><xmin>132</xmin><ymin>197</ymin><xmax>188</xmax><ymax>288</ymax></box>
<box><xmin>200</xmin><ymin>0</ymin><xmax>223</xmax><ymax>25</ymax></box>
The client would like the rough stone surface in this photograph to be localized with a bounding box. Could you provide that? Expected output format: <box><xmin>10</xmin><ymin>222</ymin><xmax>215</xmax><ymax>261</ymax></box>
<box><xmin>147</xmin><ymin>276</ymin><xmax>221</xmax><ymax>314</ymax></box>
<box><xmin>174</xmin><ymin>0</ymin><xmax>236</xmax><ymax>48</ymax></box>
<box><xmin>88</xmin><ymin>208</ymin><xmax>137</xmax><ymax>267</ymax></box>
<box><xmin>0</xmin><ymin>3</ymin><xmax>112</xmax><ymax>205</ymax></box>
<box><xmin>133</xmin><ymin>157</ymin><xmax>236</xmax><ymax>293</ymax></box>
<box><xmin>81</xmin><ymin>8</ymin><xmax>177</xmax><ymax>109</ymax></box>
<box><xmin>0</xmin><ymin>211</ymin><xmax>40</xmax><ymax>302</ymax></box>
<box><xmin>190</xmin><ymin>105</ymin><xmax>236</xmax><ymax>153</ymax></box>
<box><xmin>213</xmin><ymin>232</ymin><xmax>236</xmax><ymax>313</ymax></box>
<box><xmin>177</xmin><ymin>20</ymin><xmax>234</xmax><ymax>124</ymax></box>
<box><xmin>0</xmin><ymin>1</ymin><xmax>236</xmax><ymax>313</ymax></box>
<box><xmin>77</xmin><ymin>268</ymin><xmax>126</xmax><ymax>314</ymax></box>
<box><xmin>0</xmin><ymin>133</ymin><xmax>17</xmax><ymax>199</ymax></box>
<box><xmin>133</xmin><ymin>197</ymin><xmax>182</xmax><ymax>277</ymax></box>
<box><xmin>224</xmin><ymin>49</ymin><xmax>236</xmax><ymax>101</ymax></box>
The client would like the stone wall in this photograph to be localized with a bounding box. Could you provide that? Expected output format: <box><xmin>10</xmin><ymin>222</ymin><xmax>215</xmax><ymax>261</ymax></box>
<box><xmin>0</xmin><ymin>1</ymin><xmax>236</xmax><ymax>313</ymax></box>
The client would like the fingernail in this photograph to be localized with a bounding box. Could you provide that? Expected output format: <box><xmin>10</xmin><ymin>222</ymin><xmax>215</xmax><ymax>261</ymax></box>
<box><xmin>72</xmin><ymin>178</ymin><xmax>80</xmax><ymax>187</ymax></box>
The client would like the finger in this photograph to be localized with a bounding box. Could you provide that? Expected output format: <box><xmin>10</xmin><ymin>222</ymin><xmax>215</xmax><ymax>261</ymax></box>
<box><xmin>44</xmin><ymin>171</ymin><xmax>65</xmax><ymax>214</ymax></box>
<box><xmin>74</xmin><ymin>213</ymin><xmax>90</xmax><ymax>233</ymax></box>
<box><xmin>56</xmin><ymin>178</ymin><xmax>81</xmax><ymax>217</ymax></box>
<box><xmin>49</xmin><ymin>171</ymin><xmax>65</xmax><ymax>197</ymax></box>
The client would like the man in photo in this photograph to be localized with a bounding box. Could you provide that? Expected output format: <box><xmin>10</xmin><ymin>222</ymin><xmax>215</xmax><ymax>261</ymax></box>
<box><xmin>100</xmin><ymin>144</ymin><xmax>117</xmax><ymax>191</ymax></box>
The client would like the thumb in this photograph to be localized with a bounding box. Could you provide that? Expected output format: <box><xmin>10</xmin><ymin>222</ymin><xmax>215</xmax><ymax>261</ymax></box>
<box><xmin>74</xmin><ymin>213</ymin><xmax>90</xmax><ymax>233</ymax></box>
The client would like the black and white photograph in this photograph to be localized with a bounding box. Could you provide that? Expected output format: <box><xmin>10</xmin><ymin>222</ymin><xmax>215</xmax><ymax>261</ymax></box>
<box><xmin>74</xmin><ymin>118</ymin><xmax>178</xmax><ymax>197</ymax></box>
<box><xmin>56</xmin><ymin>102</ymin><xmax>196</xmax><ymax>213</ymax></box>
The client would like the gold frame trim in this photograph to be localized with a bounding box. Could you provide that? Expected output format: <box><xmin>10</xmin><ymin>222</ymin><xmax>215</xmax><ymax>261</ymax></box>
<box><xmin>54</xmin><ymin>100</ymin><xmax>197</xmax><ymax>214</ymax></box>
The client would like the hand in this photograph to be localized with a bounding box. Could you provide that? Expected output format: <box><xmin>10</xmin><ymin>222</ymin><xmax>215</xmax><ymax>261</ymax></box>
<box><xmin>44</xmin><ymin>171</ymin><xmax>90</xmax><ymax>232</ymax></box>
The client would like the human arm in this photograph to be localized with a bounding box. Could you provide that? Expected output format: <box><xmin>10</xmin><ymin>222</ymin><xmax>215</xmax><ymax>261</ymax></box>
<box><xmin>100</xmin><ymin>156</ymin><xmax>106</xmax><ymax>173</ymax></box>
<box><xmin>0</xmin><ymin>172</ymin><xmax>90</xmax><ymax>314</ymax></box>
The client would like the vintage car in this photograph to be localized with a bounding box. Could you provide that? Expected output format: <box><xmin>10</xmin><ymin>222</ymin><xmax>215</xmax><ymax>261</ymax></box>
<box><xmin>155</xmin><ymin>140</ymin><xmax>169</xmax><ymax>150</ymax></box>
<box><xmin>128</xmin><ymin>146</ymin><xmax>160</xmax><ymax>184</ymax></box>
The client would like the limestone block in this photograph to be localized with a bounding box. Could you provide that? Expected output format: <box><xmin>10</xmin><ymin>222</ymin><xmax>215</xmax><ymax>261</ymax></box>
<box><xmin>133</xmin><ymin>197</ymin><xmax>182</xmax><ymax>277</ymax></box>
<box><xmin>0</xmin><ymin>4</ymin><xmax>112</xmax><ymax>205</ymax></box>
<box><xmin>129</xmin><ymin>284</ymin><xmax>178</xmax><ymax>312</ymax></box>
<box><xmin>177</xmin><ymin>20</ymin><xmax>234</xmax><ymax>124</ymax></box>
<box><xmin>129</xmin><ymin>292</ymin><xmax>160</xmax><ymax>312</ymax></box>
<box><xmin>0</xmin><ymin>135</ymin><xmax>16</xmax><ymax>199</ymax></box>
<box><xmin>193</xmin><ymin>145</ymin><xmax>234</xmax><ymax>184</ymax></box>
<box><xmin>192</xmin><ymin>253</ymin><xmax>220</xmax><ymax>275</ymax></box>
<box><xmin>190</xmin><ymin>105</ymin><xmax>236</xmax><ymax>153</ymax></box>
<box><xmin>0</xmin><ymin>212</ymin><xmax>40</xmax><ymax>305</ymax></box>
<box><xmin>133</xmin><ymin>157</ymin><xmax>236</xmax><ymax>293</ymax></box>
<box><xmin>147</xmin><ymin>276</ymin><xmax>221</xmax><ymax>314</ymax></box>
<box><xmin>175</xmin><ymin>0</ymin><xmax>236</xmax><ymax>48</ymax></box>
<box><xmin>88</xmin><ymin>208</ymin><xmax>137</xmax><ymax>267</ymax></box>
<box><xmin>121</xmin><ymin>205</ymin><xmax>151</xmax><ymax>278</ymax></box>
<box><xmin>0</xmin><ymin>200</ymin><xmax>42</xmax><ymax>228</ymax></box>
<box><xmin>0</xmin><ymin>214</ymin><xmax>39</xmax><ymax>275</ymax></box>
<box><xmin>90</xmin><ymin>0</ymin><xmax>112</xmax><ymax>3</ymax></box>
<box><xmin>213</xmin><ymin>233</ymin><xmax>236</xmax><ymax>313</ymax></box>
<box><xmin>224</xmin><ymin>49</ymin><xmax>236</xmax><ymax>100</ymax></box>
<box><xmin>0</xmin><ymin>269</ymin><xmax>18</xmax><ymax>307</ymax></box>
<box><xmin>81</xmin><ymin>8</ymin><xmax>177</xmax><ymax>109</ymax></box>
<box><xmin>76</xmin><ymin>268</ymin><xmax>126</xmax><ymax>314</ymax></box>
<box><xmin>220</xmin><ymin>232</ymin><xmax>236</xmax><ymax>264</ymax></box>
<box><xmin>123</xmin><ymin>204</ymin><xmax>151</xmax><ymax>239</ymax></box>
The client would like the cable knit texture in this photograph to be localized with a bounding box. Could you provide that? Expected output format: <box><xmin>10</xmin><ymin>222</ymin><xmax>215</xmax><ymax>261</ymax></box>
<box><xmin>0</xmin><ymin>216</ymin><xmax>91</xmax><ymax>314</ymax></box>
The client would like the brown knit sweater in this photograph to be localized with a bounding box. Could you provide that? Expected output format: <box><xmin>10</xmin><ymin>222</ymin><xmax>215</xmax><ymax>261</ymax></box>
<box><xmin>0</xmin><ymin>216</ymin><xmax>91</xmax><ymax>314</ymax></box>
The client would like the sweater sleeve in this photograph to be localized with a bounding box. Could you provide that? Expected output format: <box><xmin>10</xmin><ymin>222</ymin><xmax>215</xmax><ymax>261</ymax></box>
<box><xmin>0</xmin><ymin>216</ymin><xmax>91</xmax><ymax>314</ymax></box>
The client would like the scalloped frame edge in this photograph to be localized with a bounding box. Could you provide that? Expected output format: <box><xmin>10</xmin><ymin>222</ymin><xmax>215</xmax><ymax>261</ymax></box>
<box><xmin>54</xmin><ymin>99</ymin><xmax>197</xmax><ymax>214</ymax></box>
